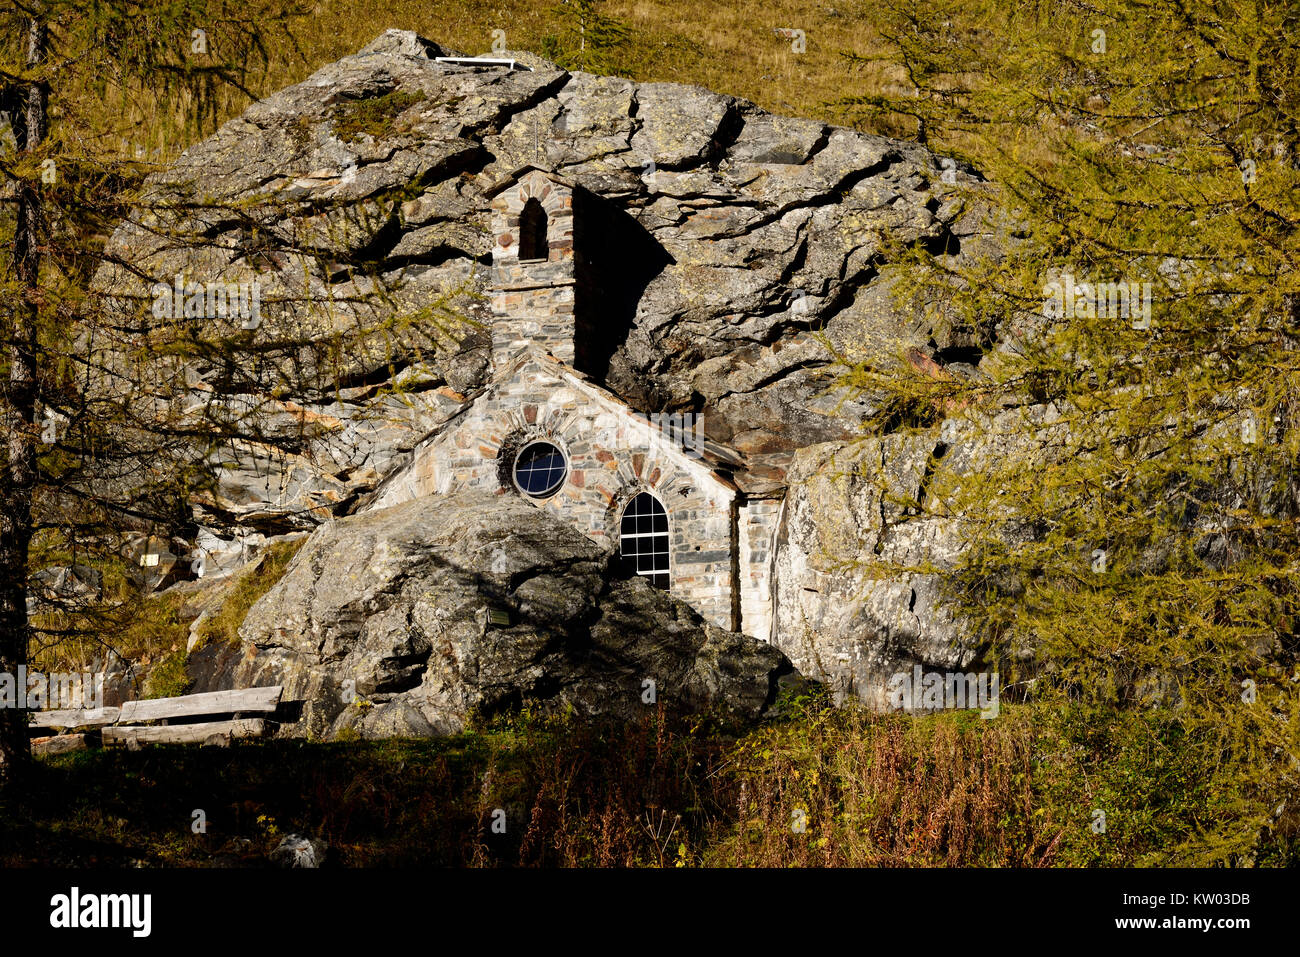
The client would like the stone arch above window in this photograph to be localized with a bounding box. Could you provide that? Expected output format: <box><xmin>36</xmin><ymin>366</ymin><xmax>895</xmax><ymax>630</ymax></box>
<box><xmin>518</xmin><ymin>197</ymin><xmax>548</xmax><ymax>261</ymax></box>
<box><xmin>620</xmin><ymin>491</ymin><xmax>670</xmax><ymax>589</ymax></box>
<box><xmin>497</xmin><ymin>426</ymin><xmax>570</xmax><ymax>500</ymax></box>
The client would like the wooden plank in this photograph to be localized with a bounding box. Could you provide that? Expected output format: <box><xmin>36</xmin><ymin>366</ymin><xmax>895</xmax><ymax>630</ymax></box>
<box><xmin>32</xmin><ymin>733</ymin><xmax>89</xmax><ymax>757</ymax></box>
<box><xmin>103</xmin><ymin>718</ymin><xmax>266</xmax><ymax>747</ymax></box>
<box><xmin>117</xmin><ymin>686</ymin><xmax>282</xmax><ymax>723</ymax></box>
<box><xmin>29</xmin><ymin>706</ymin><xmax>120</xmax><ymax>730</ymax></box>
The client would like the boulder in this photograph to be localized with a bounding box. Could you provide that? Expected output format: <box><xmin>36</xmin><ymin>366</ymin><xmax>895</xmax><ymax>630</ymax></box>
<box><xmin>270</xmin><ymin>834</ymin><xmax>328</xmax><ymax>868</ymax></box>
<box><xmin>235</xmin><ymin>490</ymin><xmax>789</xmax><ymax>737</ymax></box>
<box><xmin>770</xmin><ymin>398</ymin><xmax>1073</xmax><ymax>704</ymax></box>
<box><xmin>28</xmin><ymin>564</ymin><xmax>103</xmax><ymax>611</ymax></box>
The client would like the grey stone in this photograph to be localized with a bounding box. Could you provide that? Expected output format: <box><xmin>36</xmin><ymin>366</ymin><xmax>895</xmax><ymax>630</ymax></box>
<box><xmin>92</xmin><ymin>29</ymin><xmax>995</xmax><ymax>532</ymax></box>
<box><xmin>270</xmin><ymin>834</ymin><xmax>328</xmax><ymax>868</ymax></box>
<box><xmin>235</xmin><ymin>489</ymin><xmax>789</xmax><ymax>737</ymax></box>
<box><xmin>29</xmin><ymin>565</ymin><xmax>103</xmax><ymax>608</ymax></box>
<box><xmin>91</xmin><ymin>30</ymin><xmax>1012</xmax><ymax>715</ymax></box>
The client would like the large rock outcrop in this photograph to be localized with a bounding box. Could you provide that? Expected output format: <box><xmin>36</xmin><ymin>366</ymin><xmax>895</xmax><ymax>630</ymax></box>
<box><xmin>771</xmin><ymin>403</ymin><xmax>1066</xmax><ymax>704</ymax></box>
<box><xmin>91</xmin><ymin>28</ymin><xmax>998</xmax><ymax>539</ymax></box>
<box><xmin>774</xmin><ymin>434</ymin><xmax>972</xmax><ymax>707</ymax></box>
<box><xmin>89</xmin><ymin>29</ymin><xmax>1015</xmax><ymax>713</ymax></box>
<box><xmin>233</xmin><ymin>489</ymin><xmax>789</xmax><ymax>738</ymax></box>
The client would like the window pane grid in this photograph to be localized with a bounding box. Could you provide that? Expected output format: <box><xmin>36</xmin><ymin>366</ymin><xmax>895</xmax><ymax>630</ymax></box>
<box><xmin>514</xmin><ymin>442</ymin><xmax>567</xmax><ymax>497</ymax></box>
<box><xmin>620</xmin><ymin>492</ymin><xmax>669</xmax><ymax>589</ymax></box>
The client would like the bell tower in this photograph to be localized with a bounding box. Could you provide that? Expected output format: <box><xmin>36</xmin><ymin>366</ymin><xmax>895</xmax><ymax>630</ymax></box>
<box><xmin>485</xmin><ymin>166</ymin><xmax>582</xmax><ymax>368</ymax></box>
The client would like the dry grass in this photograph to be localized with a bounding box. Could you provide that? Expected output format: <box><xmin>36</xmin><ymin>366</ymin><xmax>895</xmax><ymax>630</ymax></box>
<box><xmin>85</xmin><ymin>0</ymin><xmax>906</xmax><ymax>169</ymax></box>
<box><xmin>192</xmin><ymin>538</ymin><xmax>305</xmax><ymax>650</ymax></box>
<box><xmin>608</xmin><ymin>0</ymin><xmax>899</xmax><ymax>122</ymax></box>
<box><xmin>708</xmin><ymin>703</ymin><xmax>1055</xmax><ymax>866</ymax></box>
<box><xmin>7</xmin><ymin>695</ymin><xmax>1292</xmax><ymax>866</ymax></box>
<box><xmin>26</xmin><ymin>537</ymin><xmax>306</xmax><ymax>701</ymax></box>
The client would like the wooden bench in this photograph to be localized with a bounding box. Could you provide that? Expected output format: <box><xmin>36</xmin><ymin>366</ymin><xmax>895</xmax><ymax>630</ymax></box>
<box><xmin>29</xmin><ymin>707</ymin><xmax>121</xmax><ymax>756</ymax></box>
<box><xmin>103</xmin><ymin>686</ymin><xmax>283</xmax><ymax>748</ymax></box>
<box><xmin>30</xmin><ymin>686</ymin><xmax>284</xmax><ymax>752</ymax></box>
<box><xmin>29</xmin><ymin>706</ymin><xmax>122</xmax><ymax>732</ymax></box>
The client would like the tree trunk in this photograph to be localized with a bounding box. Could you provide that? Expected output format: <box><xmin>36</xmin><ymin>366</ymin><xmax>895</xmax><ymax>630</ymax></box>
<box><xmin>0</xmin><ymin>13</ymin><xmax>47</xmax><ymax>787</ymax></box>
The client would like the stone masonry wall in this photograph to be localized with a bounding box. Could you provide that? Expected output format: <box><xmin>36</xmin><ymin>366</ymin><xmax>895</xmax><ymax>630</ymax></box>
<box><xmin>371</xmin><ymin>350</ymin><xmax>739</xmax><ymax>630</ymax></box>
<box><xmin>738</xmin><ymin>498</ymin><xmax>782</xmax><ymax>642</ymax></box>
<box><xmin>490</xmin><ymin>170</ymin><xmax>578</xmax><ymax>365</ymax></box>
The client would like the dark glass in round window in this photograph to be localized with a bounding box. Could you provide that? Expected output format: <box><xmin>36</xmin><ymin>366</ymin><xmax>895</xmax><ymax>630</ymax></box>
<box><xmin>513</xmin><ymin>441</ymin><xmax>567</xmax><ymax>498</ymax></box>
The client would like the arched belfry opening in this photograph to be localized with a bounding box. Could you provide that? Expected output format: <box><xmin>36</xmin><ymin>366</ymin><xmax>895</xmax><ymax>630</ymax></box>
<box><xmin>485</xmin><ymin>166</ymin><xmax>584</xmax><ymax>367</ymax></box>
<box><xmin>518</xmin><ymin>198</ymin><xmax>548</xmax><ymax>261</ymax></box>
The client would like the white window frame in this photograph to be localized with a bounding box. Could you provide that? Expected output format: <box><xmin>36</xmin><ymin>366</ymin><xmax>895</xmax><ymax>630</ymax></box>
<box><xmin>620</xmin><ymin>491</ymin><xmax>671</xmax><ymax>588</ymax></box>
<box><xmin>512</xmin><ymin>439</ymin><xmax>569</xmax><ymax>499</ymax></box>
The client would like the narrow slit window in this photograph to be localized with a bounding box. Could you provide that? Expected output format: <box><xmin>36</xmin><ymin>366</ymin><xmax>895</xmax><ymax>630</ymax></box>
<box><xmin>620</xmin><ymin>492</ymin><xmax>670</xmax><ymax>589</ymax></box>
<box><xmin>518</xmin><ymin>198</ymin><xmax>548</xmax><ymax>261</ymax></box>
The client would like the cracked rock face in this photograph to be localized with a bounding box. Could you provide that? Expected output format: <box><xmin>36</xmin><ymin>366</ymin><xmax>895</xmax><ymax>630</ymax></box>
<box><xmin>772</xmin><ymin>403</ymin><xmax>1057</xmax><ymax>705</ymax></box>
<box><xmin>234</xmin><ymin>489</ymin><xmax>789</xmax><ymax>737</ymax></box>
<box><xmin>775</xmin><ymin>435</ymin><xmax>974</xmax><ymax>707</ymax></box>
<box><xmin>92</xmin><ymin>29</ymin><xmax>1015</xmax><ymax>711</ymax></box>
<box><xmin>92</xmin><ymin>28</ymin><xmax>998</xmax><ymax>533</ymax></box>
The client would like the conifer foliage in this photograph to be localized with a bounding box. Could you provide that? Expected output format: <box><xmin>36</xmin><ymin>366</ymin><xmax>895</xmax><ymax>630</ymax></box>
<box><xmin>541</xmin><ymin>0</ymin><xmax>630</xmax><ymax>75</ymax></box>
<box><xmin>0</xmin><ymin>1</ymin><xmax>451</xmax><ymax>786</ymax></box>
<box><xmin>836</xmin><ymin>0</ymin><xmax>1300</xmax><ymax>861</ymax></box>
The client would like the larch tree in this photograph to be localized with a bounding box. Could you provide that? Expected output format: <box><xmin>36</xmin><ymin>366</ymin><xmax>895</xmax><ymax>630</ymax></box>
<box><xmin>835</xmin><ymin>0</ymin><xmax>1300</xmax><ymax>862</ymax></box>
<box><xmin>541</xmin><ymin>0</ymin><xmax>630</xmax><ymax>76</ymax></box>
<box><xmin>0</xmin><ymin>1</ymin><xmax>466</xmax><ymax>788</ymax></box>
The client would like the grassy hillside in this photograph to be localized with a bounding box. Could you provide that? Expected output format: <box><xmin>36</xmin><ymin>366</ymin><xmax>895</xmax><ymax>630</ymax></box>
<box><xmin>99</xmin><ymin>0</ymin><xmax>905</xmax><ymax>164</ymax></box>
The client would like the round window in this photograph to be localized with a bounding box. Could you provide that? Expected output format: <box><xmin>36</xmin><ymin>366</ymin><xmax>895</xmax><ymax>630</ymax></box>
<box><xmin>512</xmin><ymin>441</ymin><xmax>568</xmax><ymax>498</ymax></box>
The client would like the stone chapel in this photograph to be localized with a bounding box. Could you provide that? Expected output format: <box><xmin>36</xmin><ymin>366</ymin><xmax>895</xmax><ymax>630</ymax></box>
<box><xmin>370</xmin><ymin>166</ymin><xmax>783</xmax><ymax>641</ymax></box>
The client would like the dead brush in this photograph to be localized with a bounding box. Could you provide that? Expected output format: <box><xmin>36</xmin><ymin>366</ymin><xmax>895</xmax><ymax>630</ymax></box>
<box><xmin>706</xmin><ymin>706</ymin><xmax>1058</xmax><ymax>866</ymax></box>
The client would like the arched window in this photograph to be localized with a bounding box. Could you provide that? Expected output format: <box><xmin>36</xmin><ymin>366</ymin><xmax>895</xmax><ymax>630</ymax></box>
<box><xmin>620</xmin><ymin>492</ymin><xmax>670</xmax><ymax>589</ymax></box>
<box><xmin>518</xmin><ymin>198</ymin><xmax>548</xmax><ymax>261</ymax></box>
